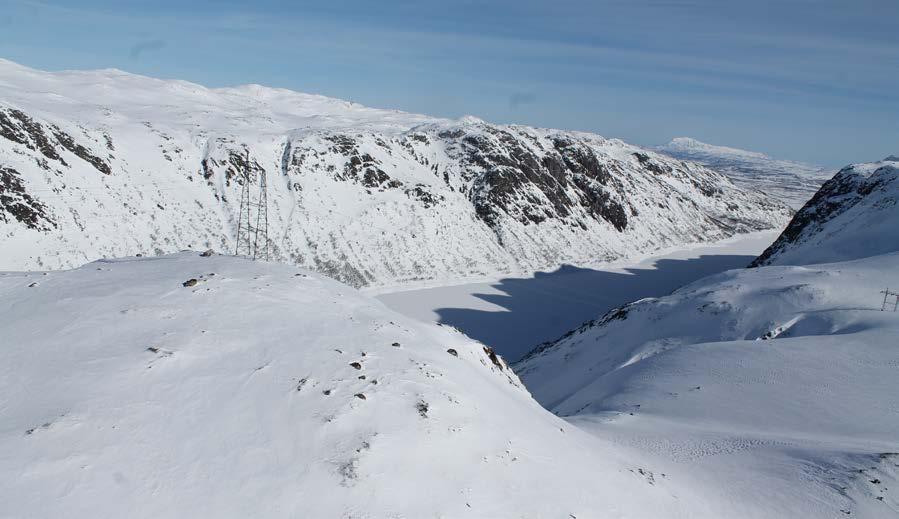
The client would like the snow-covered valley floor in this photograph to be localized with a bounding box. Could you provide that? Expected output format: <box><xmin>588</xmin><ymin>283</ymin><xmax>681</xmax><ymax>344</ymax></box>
<box><xmin>374</xmin><ymin>230</ymin><xmax>779</xmax><ymax>361</ymax></box>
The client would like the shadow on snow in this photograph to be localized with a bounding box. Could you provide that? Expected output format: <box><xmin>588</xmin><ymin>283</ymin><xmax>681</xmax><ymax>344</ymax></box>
<box><xmin>434</xmin><ymin>254</ymin><xmax>755</xmax><ymax>363</ymax></box>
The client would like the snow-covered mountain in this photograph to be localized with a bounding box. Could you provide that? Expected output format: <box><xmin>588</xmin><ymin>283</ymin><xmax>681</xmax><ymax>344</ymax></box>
<box><xmin>0</xmin><ymin>59</ymin><xmax>790</xmax><ymax>287</ymax></box>
<box><xmin>751</xmin><ymin>157</ymin><xmax>899</xmax><ymax>267</ymax></box>
<box><xmin>658</xmin><ymin>137</ymin><xmax>832</xmax><ymax>209</ymax></box>
<box><xmin>0</xmin><ymin>252</ymin><xmax>687</xmax><ymax>518</ymax></box>
<box><xmin>515</xmin><ymin>252</ymin><xmax>899</xmax><ymax>517</ymax></box>
<box><xmin>514</xmin><ymin>163</ymin><xmax>899</xmax><ymax>517</ymax></box>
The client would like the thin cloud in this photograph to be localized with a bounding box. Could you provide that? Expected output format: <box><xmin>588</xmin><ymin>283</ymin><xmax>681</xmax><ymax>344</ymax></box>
<box><xmin>130</xmin><ymin>39</ymin><xmax>166</xmax><ymax>60</ymax></box>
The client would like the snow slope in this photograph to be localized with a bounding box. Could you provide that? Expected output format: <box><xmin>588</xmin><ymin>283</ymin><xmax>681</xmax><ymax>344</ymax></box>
<box><xmin>659</xmin><ymin>137</ymin><xmax>832</xmax><ymax>209</ymax></box>
<box><xmin>516</xmin><ymin>252</ymin><xmax>899</xmax><ymax>518</ymax></box>
<box><xmin>513</xmin><ymin>161</ymin><xmax>899</xmax><ymax>517</ymax></box>
<box><xmin>752</xmin><ymin>157</ymin><xmax>899</xmax><ymax>267</ymax></box>
<box><xmin>0</xmin><ymin>252</ymin><xmax>688</xmax><ymax>518</ymax></box>
<box><xmin>0</xmin><ymin>59</ymin><xmax>790</xmax><ymax>286</ymax></box>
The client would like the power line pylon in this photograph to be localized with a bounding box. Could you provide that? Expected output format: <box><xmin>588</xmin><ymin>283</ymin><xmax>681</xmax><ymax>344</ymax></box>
<box><xmin>253</xmin><ymin>167</ymin><xmax>269</xmax><ymax>260</ymax></box>
<box><xmin>234</xmin><ymin>149</ymin><xmax>269</xmax><ymax>260</ymax></box>
<box><xmin>235</xmin><ymin>149</ymin><xmax>253</xmax><ymax>257</ymax></box>
<box><xmin>881</xmin><ymin>288</ymin><xmax>899</xmax><ymax>312</ymax></box>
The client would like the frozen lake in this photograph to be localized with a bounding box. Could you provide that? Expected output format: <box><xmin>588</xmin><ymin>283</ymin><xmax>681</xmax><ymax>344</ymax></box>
<box><xmin>373</xmin><ymin>231</ymin><xmax>779</xmax><ymax>361</ymax></box>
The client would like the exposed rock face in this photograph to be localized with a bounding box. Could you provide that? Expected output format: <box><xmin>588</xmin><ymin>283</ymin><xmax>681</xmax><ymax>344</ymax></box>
<box><xmin>0</xmin><ymin>166</ymin><xmax>55</xmax><ymax>231</ymax></box>
<box><xmin>751</xmin><ymin>157</ymin><xmax>899</xmax><ymax>267</ymax></box>
<box><xmin>453</xmin><ymin>127</ymin><xmax>635</xmax><ymax>231</ymax></box>
<box><xmin>0</xmin><ymin>59</ymin><xmax>791</xmax><ymax>286</ymax></box>
<box><xmin>0</xmin><ymin>107</ymin><xmax>110</xmax><ymax>174</ymax></box>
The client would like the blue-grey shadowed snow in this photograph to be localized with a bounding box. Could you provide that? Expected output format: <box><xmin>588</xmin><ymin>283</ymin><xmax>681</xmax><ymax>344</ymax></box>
<box><xmin>429</xmin><ymin>254</ymin><xmax>755</xmax><ymax>362</ymax></box>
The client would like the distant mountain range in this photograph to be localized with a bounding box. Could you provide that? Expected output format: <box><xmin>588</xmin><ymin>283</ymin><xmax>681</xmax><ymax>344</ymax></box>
<box><xmin>658</xmin><ymin>137</ymin><xmax>833</xmax><ymax>209</ymax></box>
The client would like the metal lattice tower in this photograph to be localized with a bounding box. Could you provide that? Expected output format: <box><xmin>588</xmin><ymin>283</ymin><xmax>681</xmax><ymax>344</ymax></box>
<box><xmin>234</xmin><ymin>149</ymin><xmax>269</xmax><ymax>260</ymax></box>
<box><xmin>253</xmin><ymin>167</ymin><xmax>269</xmax><ymax>260</ymax></box>
<box><xmin>881</xmin><ymin>288</ymin><xmax>899</xmax><ymax>312</ymax></box>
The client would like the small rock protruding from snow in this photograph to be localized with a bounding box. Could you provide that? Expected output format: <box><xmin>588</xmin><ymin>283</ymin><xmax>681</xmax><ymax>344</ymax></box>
<box><xmin>483</xmin><ymin>346</ymin><xmax>504</xmax><ymax>370</ymax></box>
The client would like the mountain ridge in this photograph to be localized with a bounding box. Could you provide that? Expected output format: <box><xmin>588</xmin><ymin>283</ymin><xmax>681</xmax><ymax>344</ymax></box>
<box><xmin>0</xmin><ymin>59</ymin><xmax>791</xmax><ymax>287</ymax></box>
<box><xmin>751</xmin><ymin>156</ymin><xmax>899</xmax><ymax>267</ymax></box>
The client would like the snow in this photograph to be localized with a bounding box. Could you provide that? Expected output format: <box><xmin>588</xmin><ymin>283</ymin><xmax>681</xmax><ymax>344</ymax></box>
<box><xmin>0</xmin><ymin>58</ymin><xmax>437</xmax><ymax>135</ymax></box>
<box><xmin>753</xmin><ymin>157</ymin><xmax>899</xmax><ymax>267</ymax></box>
<box><xmin>0</xmin><ymin>252</ymin><xmax>689</xmax><ymax>518</ymax></box>
<box><xmin>516</xmin><ymin>252</ymin><xmax>899</xmax><ymax>517</ymax></box>
<box><xmin>659</xmin><ymin>137</ymin><xmax>832</xmax><ymax>209</ymax></box>
<box><xmin>4</xmin><ymin>58</ymin><xmax>892</xmax><ymax>518</ymax></box>
<box><xmin>0</xmin><ymin>59</ymin><xmax>791</xmax><ymax>287</ymax></box>
<box><xmin>374</xmin><ymin>230</ymin><xmax>779</xmax><ymax>361</ymax></box>
<box><xmin>664</xmin><ymin>137</ymin><xmax>772</xmax><ymax>160</ymax></box>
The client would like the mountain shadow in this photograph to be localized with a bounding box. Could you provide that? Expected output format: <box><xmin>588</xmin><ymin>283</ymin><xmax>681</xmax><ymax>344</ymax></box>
<box><xmin>434</xmin><ymin>254</ymin><xmax>756</xmax><ymax>362</ymax></box>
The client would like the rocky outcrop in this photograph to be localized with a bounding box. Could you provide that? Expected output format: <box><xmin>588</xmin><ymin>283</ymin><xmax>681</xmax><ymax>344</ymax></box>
<box><xmin>751</xmin><ymin>157</ymin><xmax>899</xmax><ymax>267</ymax></box>
<box><xmin>0</xmin><ymin>166</ymin><xmax>55</xmax><ymax>231</ymax></box>
<box><xmin>0</xmin><ymin>107</ymin><xmax>110</xmax><ymax>175</ymax></box>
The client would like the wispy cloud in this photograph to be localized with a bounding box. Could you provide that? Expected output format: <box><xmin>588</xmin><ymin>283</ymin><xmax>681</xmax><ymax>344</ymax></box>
<box><xmin>129</xmin><ymin>39</ymin><xmax>166</xmax><ymax>60</ymax></box>
<box><xmin>2</xmin><ymin>0</ymin><xmax>897</xmax><ymax>166</ymax></box>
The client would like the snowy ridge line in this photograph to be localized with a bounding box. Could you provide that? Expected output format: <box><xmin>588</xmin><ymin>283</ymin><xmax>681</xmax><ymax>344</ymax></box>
<box><xmin>0</xmin><ymin>59</ymin><xmax>791</xmax><ymax>287</ymax></box>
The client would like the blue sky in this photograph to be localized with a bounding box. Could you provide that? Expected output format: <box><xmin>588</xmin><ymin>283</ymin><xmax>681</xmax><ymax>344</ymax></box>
<box><xmin>2</xmin><ymin>0</ymin><xmax>897</xmax><ymax>166</ymax></box>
